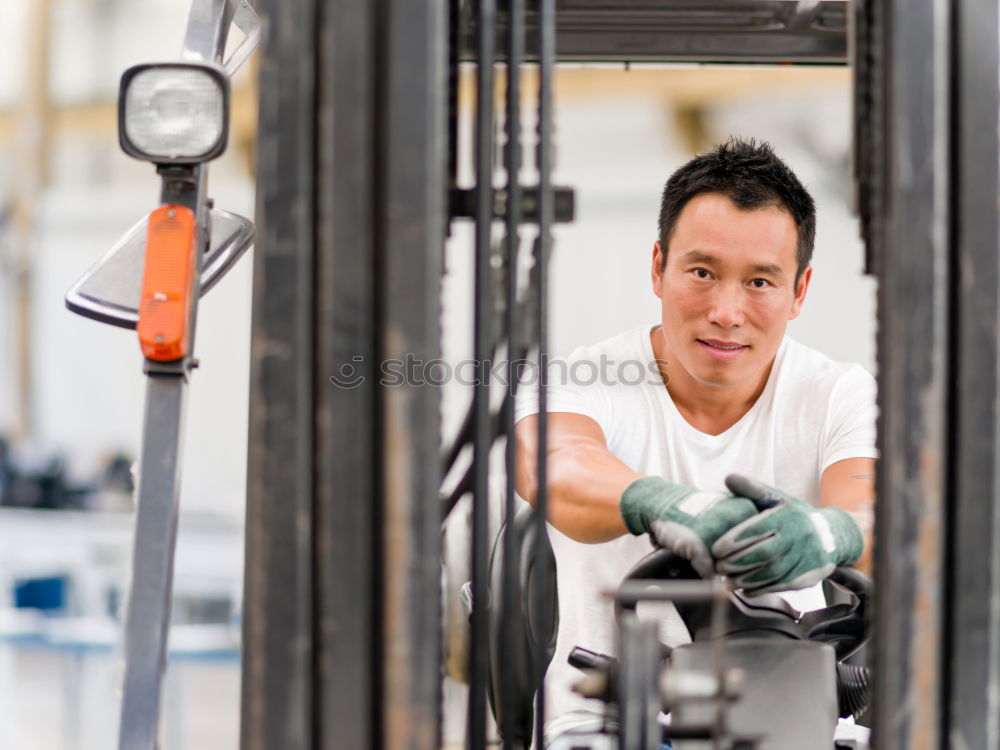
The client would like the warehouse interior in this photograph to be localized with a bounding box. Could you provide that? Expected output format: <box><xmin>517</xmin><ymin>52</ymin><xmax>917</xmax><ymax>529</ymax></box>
<box><xmin>0</xmin><ymin>1</ymin><xmax>994</xmax><ymax>749</ymax></box>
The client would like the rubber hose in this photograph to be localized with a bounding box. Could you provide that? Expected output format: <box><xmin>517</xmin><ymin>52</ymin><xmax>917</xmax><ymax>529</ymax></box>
<box><xmin>836</xmin><ymin>662</ymin><xmax>871</xmax><ymax>719</ymax></box>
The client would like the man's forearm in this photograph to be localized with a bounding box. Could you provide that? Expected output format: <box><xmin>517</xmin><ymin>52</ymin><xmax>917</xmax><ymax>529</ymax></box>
<box><xmin>819</xmin><ymin>458</ymin><xmax>876</xmax><ymax>576</ymax></box>
<box><xmin>845</xmin><ymin>507</ymin><xmax>874</xmax><ymax>575</ymax></box>
<box><xmin>516</xmin><ymin>437</ymin><xmax>641</xmax><ymax>544</ymax></box>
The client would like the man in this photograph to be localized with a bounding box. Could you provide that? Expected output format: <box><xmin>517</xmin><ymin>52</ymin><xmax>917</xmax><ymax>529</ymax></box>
<box><xmin>513</xmin><ymin>138</ymin><xmax>877</xmax><ymax>742</ymax></box>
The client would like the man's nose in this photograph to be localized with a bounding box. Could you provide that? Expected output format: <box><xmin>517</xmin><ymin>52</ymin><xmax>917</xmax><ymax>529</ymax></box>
<box><xmin>706</xmin><ymin>283</ymin><xmax>746</xmax><ymax>328</ymax></box>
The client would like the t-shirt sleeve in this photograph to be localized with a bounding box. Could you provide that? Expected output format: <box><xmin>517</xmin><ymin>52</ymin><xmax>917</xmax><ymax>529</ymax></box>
<box><xmin>512</xmin><ymin>347</ymin><xmax>612</xmax><ymax>434</ymax></box>
<box><xmin>821</xmin><ymin>364</ymin><xmax>879</xmax><ymax>471</ymax></box>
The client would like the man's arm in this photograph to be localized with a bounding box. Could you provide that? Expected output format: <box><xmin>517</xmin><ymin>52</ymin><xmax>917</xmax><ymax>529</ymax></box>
<box><xmin>514</xmin><ymin>412</ymin><xmax>759</xmax><ymax>573</ymax></box>
<box><xmin>819</xmin><ymin>457</ymin><xmax>875</xmax><ymax>575</ymax></box>
<box><xmin>514</xmin><ymin>412</ymin><xmax>640</xmax><ymax>543</ymax></box>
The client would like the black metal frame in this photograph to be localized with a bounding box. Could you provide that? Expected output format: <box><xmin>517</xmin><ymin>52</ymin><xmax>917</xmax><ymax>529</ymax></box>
<box><xmin>865</xmin><ymin>0</ymin><xmax>951</xmax><ymax>745</ymax></box>
<box><xmin>858</xmin><ymin>0</ymin><xmax>1000</xmax><ymax>746</ymax></box>
<box><xmin>458</xmin><ymin>0</ymin><xmax>852</xmax><ymax>64</ymax></box>
<box><xmin>241</xmin><ymin>0</ymin><xmax>318</xmax><ymax>745</ymax></box>
<box><xmin>242</xmin><ymin>2</ymin><xmax>445</xmax><ymax>750</ymax></box>
<box><xmin>243</xmin><ymin>0</ymin><xmax>1000</xmax><ymax>748</ymax></box>
<box><xmin>945</xmin><ymin>0</ymin><xmax>1000</xmax><ymax>744</ymax></box>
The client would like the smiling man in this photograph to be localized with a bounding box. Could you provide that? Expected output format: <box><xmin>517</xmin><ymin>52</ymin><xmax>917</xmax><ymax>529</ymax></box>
<box><xmin>514</xmin><ymin>138</ymin><xmax>877</xmax><ymax>742</ymax></box>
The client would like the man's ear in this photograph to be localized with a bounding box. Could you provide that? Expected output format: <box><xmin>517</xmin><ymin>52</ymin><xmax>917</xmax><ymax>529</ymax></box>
<box><xmin>788</xmin><ymin>265</ymin><xmax>813</xmax><ymax>320</ymax></box>
<box><xmin>651</xmin><ymin>241</ymin><xmax>665</xmax><ymax>298</ymax></box>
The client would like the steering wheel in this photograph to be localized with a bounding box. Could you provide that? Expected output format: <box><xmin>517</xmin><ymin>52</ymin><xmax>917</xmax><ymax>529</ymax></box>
<box><xmin>616</xmin><ymin>548</ymin><xmax>871</xmax><ymax>662</ymax></box>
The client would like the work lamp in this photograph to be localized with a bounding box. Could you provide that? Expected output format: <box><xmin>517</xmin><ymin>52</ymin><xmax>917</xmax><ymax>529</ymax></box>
<box><xmin>118</xmin><ymin>62</ymin><xmax>230</xmax><ymax>164</ymax></box>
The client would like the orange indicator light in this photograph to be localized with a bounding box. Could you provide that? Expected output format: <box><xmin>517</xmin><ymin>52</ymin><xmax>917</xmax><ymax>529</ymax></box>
<box><xmin>137</xmin><ymin>204</ymin><xmax>197</xmax><ymax>361</ymax></box>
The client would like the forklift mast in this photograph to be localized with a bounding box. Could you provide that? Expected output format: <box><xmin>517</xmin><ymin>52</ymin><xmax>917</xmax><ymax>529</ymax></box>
<box><xmin>241</xmin><ymin>2</ymin><xmax>1000</xmax><ymax>749</ymax></box>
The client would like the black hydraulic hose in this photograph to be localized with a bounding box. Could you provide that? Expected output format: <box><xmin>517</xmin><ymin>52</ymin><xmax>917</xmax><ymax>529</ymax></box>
<box><xmin>441</xmin><ymin>326</ymin><xmax>536</xmax><ymax>482</ymax></box>
<box><xmin>441</xmin><ymin>396</ymin><xmax>511</xmax><ymax>522</ymax></box>
<box><xmin>442</xmin><ymin>398</ymin><xmax>476</xmax><ymax>478</ymax></box>
<box><xmin>837</xmin><ymin>662</ymin><xmax>871</xmax><ymax>719</ymax></box>
<box><xmin>467</xmin><ymin>1</ymin><xmax>495</xmax><ymax>749</ymax></box>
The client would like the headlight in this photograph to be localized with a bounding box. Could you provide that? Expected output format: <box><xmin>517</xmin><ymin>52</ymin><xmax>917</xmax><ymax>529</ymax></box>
<box><xmin>119</xmin><ymin>62</ymin><xmax>230</xmax><ymax>164</ymax></box>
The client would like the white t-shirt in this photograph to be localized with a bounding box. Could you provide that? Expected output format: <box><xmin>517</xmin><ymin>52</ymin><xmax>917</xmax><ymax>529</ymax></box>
<box><xmin>512</xmin><ymin>324</ymin><xmax>878</xmax><ymax>740</ymax></box>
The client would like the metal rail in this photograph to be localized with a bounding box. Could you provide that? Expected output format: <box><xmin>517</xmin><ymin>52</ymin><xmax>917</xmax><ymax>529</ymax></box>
<box><xmin>943</xmin><ymin>0</ymin><xmax>1000</xmax><ymax>745</ymax></box>
<box><xmin>118</xmin><ymin>376</ymin><xmax>188</xmax><ymax>750</ymax></box>
<box><xmin>117</xmin><ymin>2</ymin><xmax>235</xmax><ymax>747</ymax></box>
<box><xmin>531</xmin><ymin>1</ymin><xmax>555</xmax><ymax>746</ymax></box>
<box><xmin>459</xmin><ymin>0</ymin><xmax>850</xmax><ymax>64</ymax></box>
<box><xmin>467</xmin><ymin>1</ymin><xmax>496</xmax><ymax>749</ymax></box>
<box><xmin>499</xmin><ymin>0</ymin><xmax>525</xmax><ymax>746</ymax></box>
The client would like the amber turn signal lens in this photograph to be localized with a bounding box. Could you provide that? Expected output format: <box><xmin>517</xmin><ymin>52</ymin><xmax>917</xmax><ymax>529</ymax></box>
<box><xmin>137</xmin><ymin>205</ymin><xmax>197</xmax><ymax>361</ymax></box>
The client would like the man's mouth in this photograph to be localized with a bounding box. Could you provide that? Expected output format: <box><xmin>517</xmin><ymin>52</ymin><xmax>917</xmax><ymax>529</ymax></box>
<box><xmin>696</xmin><ymin>339</ymin><xmax>749</xmax><ymax>360</ymax></box>
<box><xmin>699</xmin><ymin>339</ymin><xmax>747</xmax><ymax>350</ymax></box>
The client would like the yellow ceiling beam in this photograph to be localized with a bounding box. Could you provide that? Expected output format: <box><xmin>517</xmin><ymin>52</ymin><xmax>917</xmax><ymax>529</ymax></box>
<box><xmin>0</xmin><ymin>80</ymin><xmax>259</xmax><ymax>143</ymax></box>
<box><xmin>461</xmin><ymin>64</ymin><xmax>850</xmax><ymax>112</ymax></box>
<box><xmin>0</xmin><ymin>65</ymin><xmax>848</xmax><ymax>145</ymax></box>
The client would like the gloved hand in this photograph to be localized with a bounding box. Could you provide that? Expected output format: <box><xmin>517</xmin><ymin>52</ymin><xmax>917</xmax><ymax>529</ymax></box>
<box><xmin>711</xmin><ymin>474</ymin><xmax>864</xmax><ymax>594</ymax></box>
<box><xmin>620</xmin><ymin>476</ymin><xmax>758</xmax><ymax>577</ymax></box>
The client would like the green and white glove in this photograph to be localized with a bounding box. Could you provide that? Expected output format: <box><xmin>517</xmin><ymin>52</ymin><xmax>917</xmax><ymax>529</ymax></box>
<box><xmin>620</xmin><ymin>476</ymin><xmax>758</xmax><ymax>577</ymax></box>
<box><xmin>712</xmin><ymin>474</ymin><xmax>864</xmax><ymax>594</ymax></box>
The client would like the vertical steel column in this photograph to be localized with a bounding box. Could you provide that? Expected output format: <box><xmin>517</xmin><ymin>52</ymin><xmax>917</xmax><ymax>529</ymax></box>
<box><xmin>468</xmin><ymin>2</ymin><xmax>496</xmax><ymax>749</ymax></box>
<box><xmin>532</xmin><ymin>1</ymin><xmax>555</xmax><ymax>747</ymax></box>
<box><xmin>870</xmin><ymin>0</ymin><xmax>950</xmax><ymax>747</ymax></box>
<box><xmin>377</xmin><ymin>2</ymin><xmax>447</xmax><ymax>750</ymax></box>
<box><xmin>247</xmin><ymin>2</ymin><xmax>446</xmax><ymax>749</ymax></box>
<box><xmin>313</xmin><ymin>0</ymin><xmax>379</xmax><ymax>749</ymax></box>
<box><xmin>944</xmin><ymin>0</ymin><xmax>1000</xmax><ymax>744</ymax></box>
<box><xmin>241</xmin><ymin>0</ymin><xmax>317</xmax><ymax>747</ymax></box>
<box><xmin>500</xmin><ymin>0</ymin><xmax>525</xmax><ymax>747</ymax></box>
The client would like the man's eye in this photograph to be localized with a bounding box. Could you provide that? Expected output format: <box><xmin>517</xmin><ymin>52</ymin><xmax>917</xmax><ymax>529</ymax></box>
<box><xmin>749</xmin><ymin>278</ymin><xmax>771</xmax><ymax>289</ymax></box>
<box><xmin>693</xmin><ymin>268</ymin><xmax>711</xmax><ymax>279</ymax></box>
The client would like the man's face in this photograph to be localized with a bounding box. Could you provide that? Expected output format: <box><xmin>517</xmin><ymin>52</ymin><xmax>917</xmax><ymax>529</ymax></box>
<box><xmin>651</xmin><ymin>192</ymin><xmax>811</xmax><ymax>392</ymax></box>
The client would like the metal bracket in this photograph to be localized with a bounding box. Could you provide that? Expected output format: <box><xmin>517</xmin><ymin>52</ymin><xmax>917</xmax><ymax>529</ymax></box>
<box><xmin>182</xmin><ymin>0</ymin><xmax>237</xmax><ymax>64</ymax></box>
<box><xmin>226</xmin><ymin>0</ymin><xmax>262</xmax><ymax>75</ymax></box>
<box><xmin>449</xmin><ymin>186</ymin><xmax>575</xmax><ymax>224</ymax></box>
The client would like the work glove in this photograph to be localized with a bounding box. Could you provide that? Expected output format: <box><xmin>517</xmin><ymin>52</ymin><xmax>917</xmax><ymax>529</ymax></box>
<box><xmin>619</xmin><ymin>476</ymin><xmax>758</xmax><ymax>577</ymax></box>
<box><xmin>712</xmin><ymin>474</ymin><xmax>864</xmax><ymax>594</ymax></box>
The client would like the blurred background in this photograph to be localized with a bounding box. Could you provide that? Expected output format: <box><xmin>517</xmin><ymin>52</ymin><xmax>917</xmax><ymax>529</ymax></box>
<box><xmin>0</xmin><ymin>1</ymin><xmax>873</xmax><ymax>748</ymax></box>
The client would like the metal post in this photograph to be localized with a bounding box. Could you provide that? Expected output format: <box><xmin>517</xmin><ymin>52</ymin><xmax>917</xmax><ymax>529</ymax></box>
<box><xmin>118</xmin><ymin>376</ymin><xmax>187</xmax><ymax>750</ymax></box>
<box><xmin>500</xmin><ymin>0</ymin><xmax>525</xmax><ymax>746</ymax></box>
<box><xmin>468</xmin><ymin>1</ymin><xmax>496</xmax><ymax>749</ymax></box>
<box><xmin>241</xmin><ymin>0</ymin><xmax>317</xmax><ymax>747</ymax></box>
<box><xmin>377</xmin><ymin>1</ymin><xmax>447</xmax><ymax>750</ymax></box>
<box><xmin>532</xmin><ymin>1</ymin><xmax>555</xmax><ymax>747</ymax></box>
<box><xmin>313</xmin><ymin>0</ymin><xmax>379</xmax><ymax>749</ymax></box>
<box><xmin>245</xmin><ymin>3</ymin><xmax>446</xmax><ymax>750</ymax></box>
<box><xmin>944</xmin><ymin>0</ymin><xmax>1000</xmax><ymax>744</ymax></box>
<box><xmin>118</xmin><ymin>2</ymin><xmax>235</xmax><ymax>746</ymax></box>
<box><xmin>870</xmin><ymin>0</ymin><xmax>951</xmax><ymax>747</ymax></box>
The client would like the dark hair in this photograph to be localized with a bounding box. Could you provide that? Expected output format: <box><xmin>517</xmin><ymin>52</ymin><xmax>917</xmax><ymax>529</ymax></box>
<box><xmin>657</xmin><ymin>137</ymin><xmax>816</xmax><ymax>283</ymax></box>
